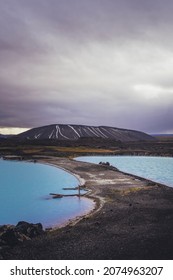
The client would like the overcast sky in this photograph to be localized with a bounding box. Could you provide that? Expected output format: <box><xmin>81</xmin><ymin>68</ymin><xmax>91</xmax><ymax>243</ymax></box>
<box><xmin>0</xmin><ymin>0</ymin><xmax>173</xmax><ymax>134</ymax></box>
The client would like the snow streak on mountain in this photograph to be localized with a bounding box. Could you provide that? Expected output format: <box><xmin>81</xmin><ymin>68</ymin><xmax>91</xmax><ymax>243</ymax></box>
<box><xmin>17</xmin><ymin>124</ymin><xmax>154</xmax><ymax>142</ymax></box>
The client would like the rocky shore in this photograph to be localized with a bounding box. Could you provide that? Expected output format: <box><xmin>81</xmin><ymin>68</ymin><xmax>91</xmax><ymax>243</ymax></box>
<box><xmin>0</xmin><ymin>222</ymin><xmax>44</xmax><ymax>249</ymax></box>
<box><xmin>1</xmin><ymin>157</ymin><xmax>173</xmax><ymax>260</ymax></box>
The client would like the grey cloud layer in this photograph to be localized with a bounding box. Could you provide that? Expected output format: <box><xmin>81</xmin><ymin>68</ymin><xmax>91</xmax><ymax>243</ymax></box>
<box><xmin>0</xmin><ymin>0</ymin><xmax>173</xmax><ymax>133</ymax></box>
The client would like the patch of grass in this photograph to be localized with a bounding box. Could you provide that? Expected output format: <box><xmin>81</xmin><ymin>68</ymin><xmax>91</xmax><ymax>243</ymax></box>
<box><xmin>106</xmin><ymin>187</ymin><xmax>143</xmax><ymax>198</ymax></box>
<box><xmin>0</xmin><ymin>145</ymin><xmax>115</xmax><ymax>157</ymax></box>
<box><xmin>121</xmin><ymin>187</ymin><xmax>142</xmax><ymax>195</ymax></box>
<box><xmin>46</xmin><ymin>146</ymin><xmax>113</xmax><ymax>153</ymax></box>
<box><xmin>154</xmin><ymin>135</ymin><xmax>173</xmax><ymax>142</ymax></box>
<box><xmin>22</xmin><ymin>149</ymin><xmax>43</xmax><ymax>154</ymax></box>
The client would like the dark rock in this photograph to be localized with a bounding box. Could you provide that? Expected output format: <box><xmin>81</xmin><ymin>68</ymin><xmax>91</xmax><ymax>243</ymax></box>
<box><xmin>0</xmin><ymin>239</ymin><xmax>6</xmax><ymax>246</ymax></box>
<box><xmin>0</xmin><ymin>221</ymin><xmax>44</xmax><ymax>248</ymax></box>
<box><xmin>99</xmin><ymin>161</ymin><xmax>110</xmax><ymax>166</ymax></box>
<box><xmin>0</xmin><ymin>225</ymin><xmax>15</xmax><ymax>233</ymax></box>
<box><xmin>45</xmin><ymin>227</ymin><xmax>53</xmax><ymax>231</ymax></box>
<box><xmin>0</xmin><ymin>225</ymin><xmax>16</xmax><ymax>246</ymax></box>
<box><xmin>0</xmin><ymin>229</ymin><xmax>29</xmax><ymax>246</ymax></box>
<box><xmin>16</xmin><ymin>221</ymin><xmax>44</xmax><ymax>238</ymax></box>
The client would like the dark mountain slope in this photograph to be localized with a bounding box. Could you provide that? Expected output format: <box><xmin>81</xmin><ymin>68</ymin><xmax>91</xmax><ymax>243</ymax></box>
<box><xmin>0</xmin><ymin>134</ymin><xmax>14</xmax><ymax>139</ymax></box>
<box><xmin>16</xmin><ymin>124</ymin><xmax>154</xmax><ymax>142</ymax></box>
<box><xmin>0</xmin><ymin>134</ymin><xmax>6</xmax><ymax>139</ymax></box>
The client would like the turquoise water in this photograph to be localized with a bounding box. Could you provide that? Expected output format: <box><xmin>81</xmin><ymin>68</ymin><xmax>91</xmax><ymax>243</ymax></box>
<box><xmin>76</xmin><ymin>156</ymin><xmax>173</xmax><ymax>188</ymax></box>
<box><xmin>0</xmin><ymin>160</ymin><xmax>94</xmax><ymax>228</ymax></box>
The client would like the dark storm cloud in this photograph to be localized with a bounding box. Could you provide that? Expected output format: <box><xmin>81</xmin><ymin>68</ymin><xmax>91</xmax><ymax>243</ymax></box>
<box><xmin>18</xmin><ymin>0</ymin><xmax>173</xmax><ymax>47</ymax></box>
<box><xmin>0</xmin><ymin>0</ymin><xmax>173</xmax><ymax>133</ymax></box>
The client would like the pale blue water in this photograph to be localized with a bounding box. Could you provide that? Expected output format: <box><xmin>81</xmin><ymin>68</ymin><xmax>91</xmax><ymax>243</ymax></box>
<box><xmin>76</xmin><ymin>156</ymin><xmax>173</xmax><ymax>188</ymax></box>
<box><xmin>0</xmin><ymin>160</ymin><xmax>94</xmax><ymax>228</ymax></box>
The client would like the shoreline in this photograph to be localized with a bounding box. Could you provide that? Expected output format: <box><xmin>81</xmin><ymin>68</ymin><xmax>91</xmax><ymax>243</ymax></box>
<box><xmin>1</xmin><ymin>155</ymin><xmax>172</xmax><ymax>230</ymax></box>
<box><xmin>41</xmin><ymin>156</ymin><xmax>173</xmax><ymax>230</ymax></box>
<box><xmin>34</xmin><ymin>156</ymin><xmax>173</xmax><ymax>233</ymax></box>
<box><xmin>39</xmin><ymin>159</ymin><xmax>86</xmax><ymax>187</ymax></box>
<box><xmin>0</xmin><ymin>157</ymin><xmax>97</xmax><ymax>231</ymax></box>
<box><xmin>39</xmin><ymin>158</ymin><xmax>104</xmax><ymax>230</ymax></box>
<box><xmin>1</xmin><ymin>156</ymin><xmax>173</xmax><ymax>259</ymax></box>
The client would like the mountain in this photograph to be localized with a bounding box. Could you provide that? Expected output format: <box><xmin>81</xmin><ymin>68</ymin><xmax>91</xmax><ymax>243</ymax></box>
<box><xmin>16</xmin><ymin>124</ymin><xmax>154</xmax><ymax>142</ymax></box>
<box><xmin>0</xmin><ymin>134</ymin><xmax>14</xmax><ymax>139</ymax></box>
<box><xmin>0</xmin><ymin>134</ymin><xmax>5</xmax><ymax>138</ymax></box>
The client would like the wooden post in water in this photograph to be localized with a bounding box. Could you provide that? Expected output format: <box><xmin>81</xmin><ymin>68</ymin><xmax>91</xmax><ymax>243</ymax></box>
<box><xmin>78</xmin><ymin>184</ymin><xmax>81</xmax><ymax>197</ymax></box>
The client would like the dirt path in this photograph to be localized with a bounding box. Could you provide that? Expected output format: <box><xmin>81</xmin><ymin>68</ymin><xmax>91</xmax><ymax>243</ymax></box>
<box><xmin>3</xmin><ymin>157</ymin><xmax>173</xmax><ymax>259</ymax></box>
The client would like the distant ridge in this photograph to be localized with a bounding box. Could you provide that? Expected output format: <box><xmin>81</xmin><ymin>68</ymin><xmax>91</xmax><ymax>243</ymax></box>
<box><xmin>151</xmin><ymin>134</ymin><xmax>173</xmax><ymax>137</ymax></box>
<box><xmin>16</xmin><ymin>124</ymin><xmax>154</xmax><ymax>142</ymax></box>
<box><xmin>0</xmin><ymin>134</ymin><xmax>14</xmax><ymax>139</ymax></box>
<box><xmin>0</xmin><ymin>134</ymin><xmax>5</xmax><ymax>138</ymax></box>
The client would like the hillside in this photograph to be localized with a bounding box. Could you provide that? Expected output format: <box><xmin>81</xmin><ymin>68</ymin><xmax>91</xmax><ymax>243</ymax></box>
<box><xmin>0</xmin><ymin>134</ymin><xmax>13</xmax><ymax>139</ymax></box>
<box><xmin>16</xmin><ymin>124</ymin><xmax>154</xmax><ymax>142</ymax></box>
<box><xmin>0</xmin><ymin>134</ymin><xmax>5</xmax><ymax>139</ymax></box>
<box><xmin>152</xmin><ymin>134</ymin><xmax>173</xmax><ymax>142</ymax></box>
